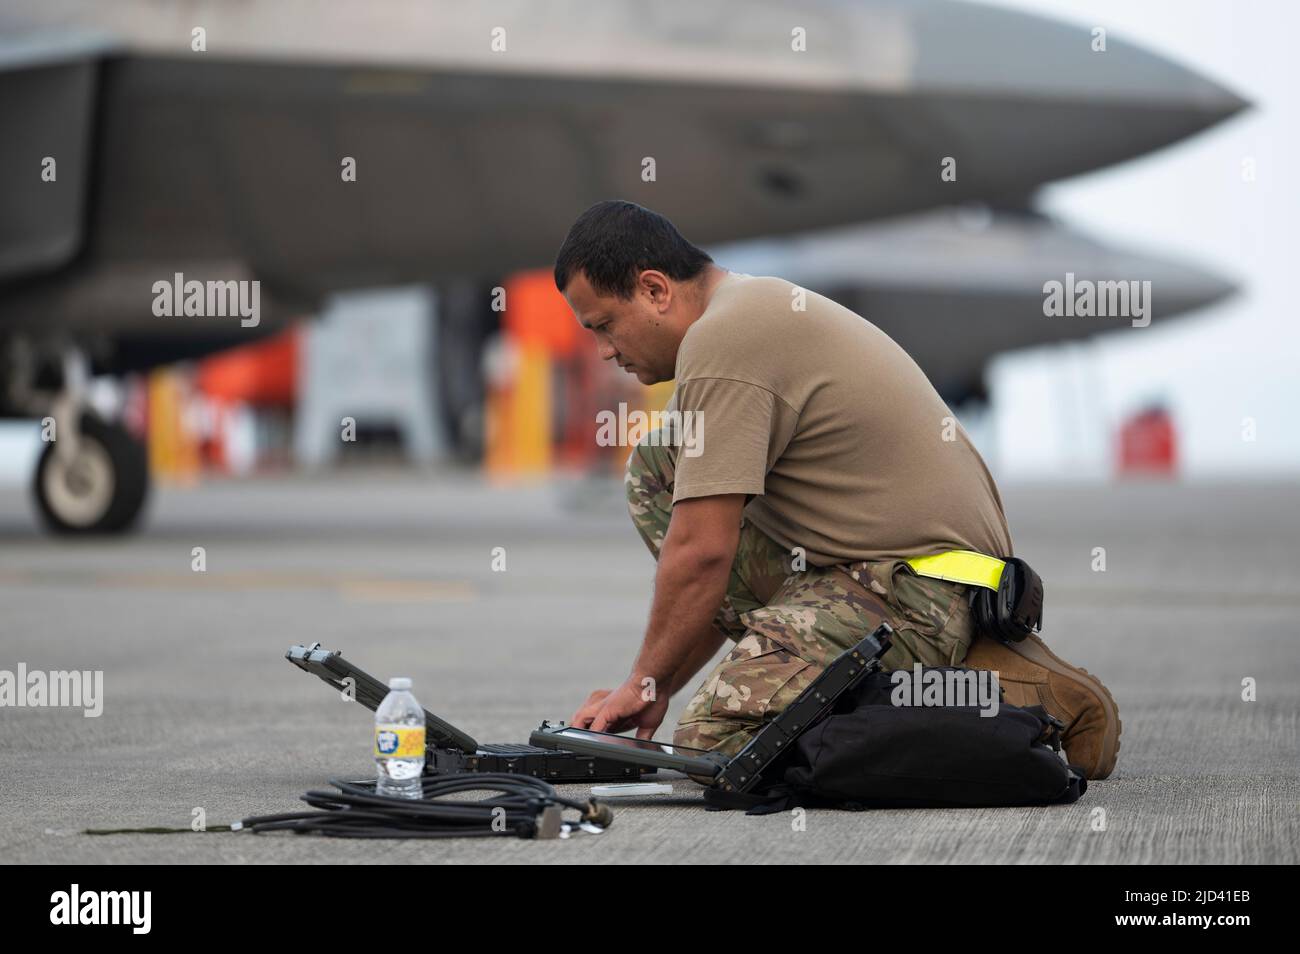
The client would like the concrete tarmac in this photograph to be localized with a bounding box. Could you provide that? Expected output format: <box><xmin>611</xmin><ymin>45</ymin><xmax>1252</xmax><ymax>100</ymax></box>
<box><xmin>0</xmin><ymin>471</ymin><xmax>1295</xmax><ymax>864</ymax></box>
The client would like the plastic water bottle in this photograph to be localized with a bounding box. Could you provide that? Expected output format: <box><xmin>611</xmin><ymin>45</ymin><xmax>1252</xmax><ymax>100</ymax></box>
<box><xmin>374</xmin><ymin>677</ymin><xmax>425</xmax><ymax>798</ymax></box>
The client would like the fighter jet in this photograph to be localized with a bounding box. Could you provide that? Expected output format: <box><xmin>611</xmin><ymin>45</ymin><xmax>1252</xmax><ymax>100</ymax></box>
<box><xmin>710</xmin><ymin>203</ymin><xmax>1238</xmax><ymax>402</ymax></box>
<box><xmin>0</xmin><ymin>0</ymin><xmax>1246</xmax><ymax>532</ymax></box>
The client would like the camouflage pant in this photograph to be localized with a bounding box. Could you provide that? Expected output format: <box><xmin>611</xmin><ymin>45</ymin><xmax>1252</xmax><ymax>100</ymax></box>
<box><xmin>625</xmin><ymin>434</ymin><xmax>977</xmax><ymax>757</ymax></box>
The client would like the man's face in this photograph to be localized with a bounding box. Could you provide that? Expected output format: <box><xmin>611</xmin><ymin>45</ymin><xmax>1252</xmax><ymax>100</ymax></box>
<box><xmin>563</xmin><ymin>270</ymin><xmax>683</xmax><ymax>385</ymax></box>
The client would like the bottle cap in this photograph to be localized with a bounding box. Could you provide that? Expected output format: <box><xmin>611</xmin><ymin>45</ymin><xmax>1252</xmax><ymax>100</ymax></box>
<box><xmin>388</xmin><ymin>677</ymin><xmax>412</xmax><ymax>690</ymax></box>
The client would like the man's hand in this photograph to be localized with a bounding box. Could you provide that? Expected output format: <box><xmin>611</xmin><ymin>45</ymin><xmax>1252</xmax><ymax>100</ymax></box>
<box><xmin>569</xmin><ymin>688</ymin><xmax>612</xmax><ymax>728</ymax></box>
<box><xmin>569</xmin><ymin>676</ymin><xmax>671</xmax><ymax>739</ymax></box>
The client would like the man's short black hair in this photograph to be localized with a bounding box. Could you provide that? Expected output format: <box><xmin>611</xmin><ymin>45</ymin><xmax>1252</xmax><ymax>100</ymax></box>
<box><xmin>554</xmin><ymin>200</ymin><xmax>714</xmax><ymax>299</ymax></box>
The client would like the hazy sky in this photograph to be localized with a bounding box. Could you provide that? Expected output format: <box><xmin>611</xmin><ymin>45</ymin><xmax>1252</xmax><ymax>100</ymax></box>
<box><xmin>976</xmin><ymin>0</ymin><xmax>1298</xmax><ymax>477</ymax></box>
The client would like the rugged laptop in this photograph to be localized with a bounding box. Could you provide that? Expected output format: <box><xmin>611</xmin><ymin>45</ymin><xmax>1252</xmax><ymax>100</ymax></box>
<box><xmin>286</xmin><ymin>643</ymin><xmax>648</xmax><ymax>782</ymax></box>
<box><xmin>531</xmin><ymin>623</ymin><xmax>894</xmax><ymax>793</ymax></box>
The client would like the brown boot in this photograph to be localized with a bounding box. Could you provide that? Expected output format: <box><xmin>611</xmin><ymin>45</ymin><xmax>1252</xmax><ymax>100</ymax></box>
<box><xmin>963</xmin><ymin>632</ymin><xmax>1121</xmax><ymax>779</ymax></box>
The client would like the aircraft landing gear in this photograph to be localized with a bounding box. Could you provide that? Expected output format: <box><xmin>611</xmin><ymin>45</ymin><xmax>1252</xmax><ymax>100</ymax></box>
<box><xmin>13</xmin><ymin>345</ymin><xmax>150</xmax><ymax>535</ymax></box>
<box><xmin>33</xmin><ymin>409</ymin><xmax>149</xmax><ymax>534</ymax></box>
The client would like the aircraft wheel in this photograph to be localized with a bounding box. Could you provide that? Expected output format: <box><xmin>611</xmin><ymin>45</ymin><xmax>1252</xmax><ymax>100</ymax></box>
<box><xmin>33</xmin><ymin>412</ymin><xmax>149</xmax><ymax>534</ymax></box>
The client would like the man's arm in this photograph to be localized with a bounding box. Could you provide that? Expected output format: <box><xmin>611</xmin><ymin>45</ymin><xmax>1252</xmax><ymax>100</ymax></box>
<box><xmin>571</xmin><ymin>493</ymin><xmax>745</xmax><ymax>737</ymax></box>
<box><xmin>632</xmin><ymin>493</ymin><xmax>743</xmax><ymax>692</ymax></box>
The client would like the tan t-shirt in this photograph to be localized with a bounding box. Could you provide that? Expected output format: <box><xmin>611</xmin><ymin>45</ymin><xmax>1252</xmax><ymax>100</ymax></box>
<box><xmin>666</xmin><ymin>272</ymin><xmax>1013</xmax><ymax>566</ymax></box>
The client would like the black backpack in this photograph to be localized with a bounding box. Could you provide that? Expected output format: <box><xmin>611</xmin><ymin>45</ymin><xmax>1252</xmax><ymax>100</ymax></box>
<box><xmin>704</xmin><ymin>666</ymin><xmax>1087</xmax><ymax>814</ymax></box>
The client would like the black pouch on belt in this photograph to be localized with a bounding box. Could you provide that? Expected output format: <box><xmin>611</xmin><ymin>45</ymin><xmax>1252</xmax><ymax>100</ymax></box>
<box><xmin>971</xmin><ymin>557</ymin><xmax>1044</xmax><ymax>642</ymax></box>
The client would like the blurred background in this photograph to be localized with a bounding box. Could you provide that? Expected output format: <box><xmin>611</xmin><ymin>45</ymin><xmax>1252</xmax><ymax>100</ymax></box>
<box><xmin>985</xmin><ymin>0</ymin><xmax>1296</xmax><ymax>480</ymax></box>
<box><xmin>0</xmin><ymin>0</ymin><xmax>1291</xmax><ymax>530</ymax></box>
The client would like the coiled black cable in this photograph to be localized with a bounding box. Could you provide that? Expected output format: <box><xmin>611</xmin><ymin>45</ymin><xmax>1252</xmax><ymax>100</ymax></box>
<box><xmin>235</xmin><ymin>774</ymin><xmax>613</xmax><ymax>840</ymax></box>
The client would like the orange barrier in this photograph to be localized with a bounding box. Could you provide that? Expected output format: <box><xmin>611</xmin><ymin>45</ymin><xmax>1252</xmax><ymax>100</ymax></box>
<box><xmin>485</xmin><ymin>339</ymin><xmax>554</xmax><ymax>477</ymax></box>
<box><xmin>485</xmin><ymin>269</ymin><xmax>674</xmax><ymax>478</ymax></box>
<box><xmin>146</xmin><ymin>368</ymin><xmax>201</xmax><ymax>484</ymax></box>
<box><xmin>196</xmin><ymin>326</ymin><xmax>300</xmax><ymax>406</ymax></box>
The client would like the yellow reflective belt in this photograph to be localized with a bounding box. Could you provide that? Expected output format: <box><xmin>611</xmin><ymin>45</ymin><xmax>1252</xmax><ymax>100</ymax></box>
<box><xmin>905</xmin><ymin>550</ymin><xmax>1005</xmax><ymax>590</ymax></box>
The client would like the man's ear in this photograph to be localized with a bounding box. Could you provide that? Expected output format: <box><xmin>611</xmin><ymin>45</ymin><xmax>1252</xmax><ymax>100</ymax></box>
<box><xmin>639</xmin><ymin>270</ymin><xmax>672</xmax><ymax>308</ymax></box>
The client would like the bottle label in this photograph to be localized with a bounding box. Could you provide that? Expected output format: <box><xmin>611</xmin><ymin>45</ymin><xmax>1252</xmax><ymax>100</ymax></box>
<box><xmin>374</xmin><ymin>724</ymin><xmax>426</xmax><ymax>758</ymax></box>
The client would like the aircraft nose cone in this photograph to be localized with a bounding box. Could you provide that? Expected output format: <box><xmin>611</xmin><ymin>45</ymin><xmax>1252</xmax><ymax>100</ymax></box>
<box><xmin>900</xmin><ymin>0</ymin><xmax>1250</xmax><ymax>182</ymax></box>
<box><xmin>1146</xmin><ymin>260</ymin><xmax>1239</xmax><ymax>317</ymax></box>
